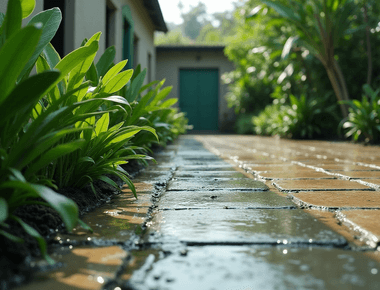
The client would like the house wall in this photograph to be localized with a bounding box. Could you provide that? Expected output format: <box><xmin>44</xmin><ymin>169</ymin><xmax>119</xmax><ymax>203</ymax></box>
<box><xmin>156</xmin><ymin>49</ymin><xmax>236</xmax><ymax>132</ymax></box>
<box><xmin>0</xmin><ymin>0</ymin><xmax>157</xmax><ymax>83</ymax></box>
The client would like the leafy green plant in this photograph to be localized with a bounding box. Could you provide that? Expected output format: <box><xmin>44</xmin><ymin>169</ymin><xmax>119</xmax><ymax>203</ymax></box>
<box><xmin>340</xmin><ymin>84</ymin><xmax>380</xmax><ymax>142</ymax></box>
<box><xmin>259</xmin><ymin>0</ymin><xmax>361</xmax><ymax>118</ymax></box>
<box><xmin>0</xmin><ymin>0</ymin><xmax>188</xmax><ymax>265</ymax></box>
<box><xmin>253</xmin><ymin>89</ymin><xmax>338</xmax><ymax>139</ymax></box>
<box><xmin>0</xmin><ymin>0</ymin><xmax>80</xmax><ymax>263</ymax></box>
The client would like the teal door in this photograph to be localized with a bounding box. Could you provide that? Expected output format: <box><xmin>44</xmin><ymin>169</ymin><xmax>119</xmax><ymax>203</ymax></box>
<box><xmin>179</xmin><ymin>69</ymin><xmax>219</xmax><ymax>131</ymax></box>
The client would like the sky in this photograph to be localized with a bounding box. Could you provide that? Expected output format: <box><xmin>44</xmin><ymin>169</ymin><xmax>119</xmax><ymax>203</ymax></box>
<box><xmin>158</xmin><ymin>0</ymin><xmax>237</xmax><ymax>25</ymax></box>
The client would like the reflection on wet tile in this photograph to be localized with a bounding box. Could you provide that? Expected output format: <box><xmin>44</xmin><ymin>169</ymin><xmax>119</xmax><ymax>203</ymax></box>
<box><xmin>65</xmin><ymin>192</ymin><xmax>152</xmax><ymax>242</ymax></box>
<box><xmin>148</xmin><ymin>209</ymin><xmax>346</xmax><ymax>245</ymax></box>
<box><xmin>273</xmin><ymin>179</ymin><xmax>373</xmax><ymax>191</ymax></box>
<box><xmin>174</xmin><ymin>171</ymin><xmax>247</xmax><ymax>179</ymax></box>
<box><xmin>17</xmin><ymin>246</ymin><xmax>127</xmax><ymax>290</ymax></box>
<box><xmin>290</xmin><ymin>191</ymin><xmax>380</xmax><ymax>209</ymax></box>
<box><xmin>177</xmin><ymin>165</ymin><xmax>237</xmax><ymax>171</ymax></box>
<box><xmin>122</xmin><ymin>182</ymin><xmax>154</xmax><ymax>194</ymax></box>
<box><xmin>128</xmin><ymin>246</ymin><xmax>380</xmax><ymax>290</ymax></box>
<box><xmin>168</xmin><ymin>179</ymin><xmax>269</xmax><ymax>191</ymax></box>
<box><xmin>158</xmin><ymin>191</ymin><xmax>294</xmax><ymax>209</ymax></box>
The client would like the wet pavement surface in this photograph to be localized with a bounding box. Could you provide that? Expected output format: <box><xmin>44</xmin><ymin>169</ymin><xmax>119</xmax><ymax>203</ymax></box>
<box><xmin>17</xmin><ymin>135</ymin><xmax>380</xmax><ymax>290</ymax></box>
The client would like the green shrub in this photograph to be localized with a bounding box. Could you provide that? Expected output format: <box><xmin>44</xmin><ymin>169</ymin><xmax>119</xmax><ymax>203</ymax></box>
<box><xmin>0</xmin><ymin>0</ymin><xmax>188</xmax><ymax>263</ymax></box>
<box><xmin>253</xmin><ymin>89</ymin><xmax>338</xmax><ymax>139</ymax></box>
<box><xmin>341</xmin><ymin>84</ymin><xmax>380</xmax><ymax>143</ymax></box>
<box><xmin>235</xmin><ymin>114</ymin><xmax>256</xmax><ymax>134</ymax></box>
<box><xmin>0</xmin><ymin>0</ymin><xmax>79</xmax><ymax>264</ymax></box>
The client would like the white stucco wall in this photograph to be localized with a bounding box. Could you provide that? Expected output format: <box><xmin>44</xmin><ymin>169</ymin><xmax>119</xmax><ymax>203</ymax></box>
<box><xmin>0</xmin><ymin>0</ymin><xmax>44</xmax><ymax>25</ymax></box>
<box><xmin>156</xmin><ymin>49</ymin><xmax>236</xmax><ymax>132</ymax></box>
<box><xmin>109</xmin><ymin>0</ymin><xmax>156</xmax><ymax>82</ymax></box>
<box><xmin>1</xmin><ymin>0</ymin><xmax>159</xmax><ymax>83</ymax></box>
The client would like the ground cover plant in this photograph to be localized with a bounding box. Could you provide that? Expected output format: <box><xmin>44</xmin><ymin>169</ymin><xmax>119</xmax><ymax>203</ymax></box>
<box><xmin>0</xmin><ymin>0</ymin><xmax>188</xmax><ymax>275</ymax></box>
<box><xmin>224</xmin><ymin>0</ymin><xmax>380</xmax><ymax>140</ymax></box>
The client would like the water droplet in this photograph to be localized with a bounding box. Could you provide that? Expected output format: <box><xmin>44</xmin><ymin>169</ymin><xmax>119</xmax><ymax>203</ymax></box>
<box><xmin>114</xmin><ymin>287</ymin><xmax>122</xmax><ymax>290</ymax></box>
<box><xmin>309</xmin><ymin>239</ymin><xmax>313</xmax><ymax>243</ymax></box>
<box><xmin>87</xmin><ymin>237</ymin><xmax>92</xmax><ymax>241</ymax></box>
<box><xmin>69</xmin><ymin>245</ymin><xmax>73</xmax><ymax>249</ymax></box>
<box><xmin>283</xmin><ymin>249</ymin><xmax>288</xmax><ymax>254</ymax></box>
<box><xmin>66</xmin><ymin>239</ymin><xmax>70</xmax><ymax>242</ymax></box>
<box><xmin>372</xmin><ymin>268</ymin><xmax>378</xmax><ymax>275</ymax></box>
<box><xmin>97</xmin><ymin>276</ymin><xmax>105</xmax><ymax>284</ymax></box>
<box><xmin>283</xmin><ymin>240</ymin><xmax>288</xmax><ymax>245</ymax></box>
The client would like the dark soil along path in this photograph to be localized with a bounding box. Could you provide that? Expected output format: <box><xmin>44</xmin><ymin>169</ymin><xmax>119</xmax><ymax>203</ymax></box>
<box><xmin>12</xmin><ymin>136</ymin><xmax>380</xmax><ymax>289</ymax></box>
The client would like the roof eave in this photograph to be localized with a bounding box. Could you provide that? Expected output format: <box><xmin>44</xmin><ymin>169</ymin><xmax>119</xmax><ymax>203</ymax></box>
<box><xmin>143</xmin><ymin>0</ymin><xmax>168</xmax><ymax>33</ymax></box>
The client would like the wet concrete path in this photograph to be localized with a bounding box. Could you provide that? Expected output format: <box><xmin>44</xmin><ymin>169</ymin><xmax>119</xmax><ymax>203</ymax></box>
<box><xmin>17</xmin><ymin>135</ymin><xmax>380</xmax><ymax>290</ymax></box>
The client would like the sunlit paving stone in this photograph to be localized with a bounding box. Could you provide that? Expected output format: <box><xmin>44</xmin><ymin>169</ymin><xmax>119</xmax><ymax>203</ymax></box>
<box><xmin>158</xmin><ymin>190</ymin><xmax>295</xmax><ymax>210</ymax></box>
<box><xmin>126</xmin><ymin>246</ymin><xmax>380</xmax><ymax>290</ymax></box>
<box><xmin>256</xmin><ymin>170</ymin><xmax>334</xmax><ymax>180</ymax></box>
<box><xmin>16</xmin><ymin>246</ymin><xmax>127</xmax><ymax>290</ymax></box>
<box><xmin>331</xmin><ymin>171</ymin><xmax>380</xmax><ymax>179</ymax></box>
<box><xmin>122</xmin><ymin>182</ymin><xmax>155</xmax><ymax>194</ymax></box>
<box><xmin>147</xmin><ymin>209</ymin><xmax>346</xmax><ymax>246</ymax></box>
<box><xmin>357</xmin><ymin>178</ymin><xmax>380</xmax><ymax>188</ymax></box>
<box><xmin>273</xmin><ymin>179</ymin><xmax>374</xmax><ymax>191</ymax></box>
<box><xmin>338</xmin><ymin>210</ymin><xmax>380</xmax><ymax>248</ymax></box>
<box><xmin>289</xmin><ymin>191</ymin><xmax>380</xmax><ymax>210</ymax></box>
<box><xmin>310</xmin><ymin>164</ymin><xmax>373</xmax><ymax>171</ymax></box>
<box><xmin>242</xmin><ymin>164</ymin><xmax>299</xmax><ymax>172</ymax></box>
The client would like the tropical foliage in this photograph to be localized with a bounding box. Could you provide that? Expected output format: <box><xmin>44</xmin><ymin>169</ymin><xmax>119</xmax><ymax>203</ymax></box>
<box><xmin>223</xmin><ymin>0</ymin><xmax>380</xmax><ymax>140</ymax></box>
<box><xmin>0</xmin><ymin>0</ymin><xmax>188</xmax><ymax>263</ymax></box>
<box><xmin>341</xmin><ymin>84</ymin><xmax>380</xmax><ymax>142</ymax></box>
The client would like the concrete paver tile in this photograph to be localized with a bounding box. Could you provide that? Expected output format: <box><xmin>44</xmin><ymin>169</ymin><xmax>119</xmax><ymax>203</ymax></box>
<box><xmin>332</xmin><ymin>170</ymin><xmax>380</xmax><ymax>179</ymax></box>
<box><xmin>176</xmin><ymin>151</ymin><xmax>217</xmax><ymax>157</ymax></box>
<box><xmin>243</xmin><ymin>164</ymin><xmax>299</xmax><ymax>172</ymax></box>
<box><xmin>290</xmin><ymin>191</ymin><xmax>380</xmax><ymax>209</ymax></box>
<box><xmin>16</xmin><ymin>246</ymin><xmax>127</xmax><ymax>290</ymax></box>
<box><xmin>237</xmin><ymin>159</ymin><xmax>289</xmax><ymax>165</ymax></box>
<box><xmin>148</xmin><ymin>209</ymin><xmax>346</xmax><ymax>245</ymax></box>
<box><xmin>174</xmin><ymin>171</ymin><xmax>247</xmax><ymax>178</ymax></box>
<box><xmin>122</xmin><ymin>182</ymin><xmax>155</xmax><ymax>194</ymax></box>
<box><xmin>158</xmin><ymin>190</ymin><xmax>295</xmax><ymax>210</ymax></box>
<box><xmin>126</xmin><ymin>246</ymin><xmax>380</xmax><ymax>290</ymax></box>
<box><xmin>62</xmin><ymin>191</ymin><xmax>152</xmax><ymax>242</ymax></box>
<box><xmin>309</xmin><ymin>164</ymin><xmax>372</xmax><ymax>171</ymax></box>
<box><xmin>175</xmin><ymin>160</ymin><xmax>228</xmax><ymax>166</ymax></box>
<box><xmin>168</xmin><ymin>178</ymin><xmax>269</xmax><ymax>191</ymax></box>
<box><xmin>257</xmin><ymin>170</ymin><xmax>334</xmax><ymax>180</ymax></box>
<box><xmin>273</xmin><ymin>179</ymin><xmax>374</xmax><ymax>191</ymax></box>
<box><xmin>339</xmin><ymin>210</ymin><xmax>380</xmax><ymax>247</ymax></box>
<box><xmin>357</xmin><ymin>178</ymin><xmax>380</xmax><ymax>189</ymax></box>
<box><xmin>177</xmin><ymin>165</ymin><xmax>237</xmax><ymax>171</ymax></box>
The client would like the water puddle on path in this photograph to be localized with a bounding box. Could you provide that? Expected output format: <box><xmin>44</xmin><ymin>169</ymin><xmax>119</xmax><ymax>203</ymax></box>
<box><xmin>124</xmin><ymin>246</ymin><xmax>380</xmax><ymax>290</ymax></box>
